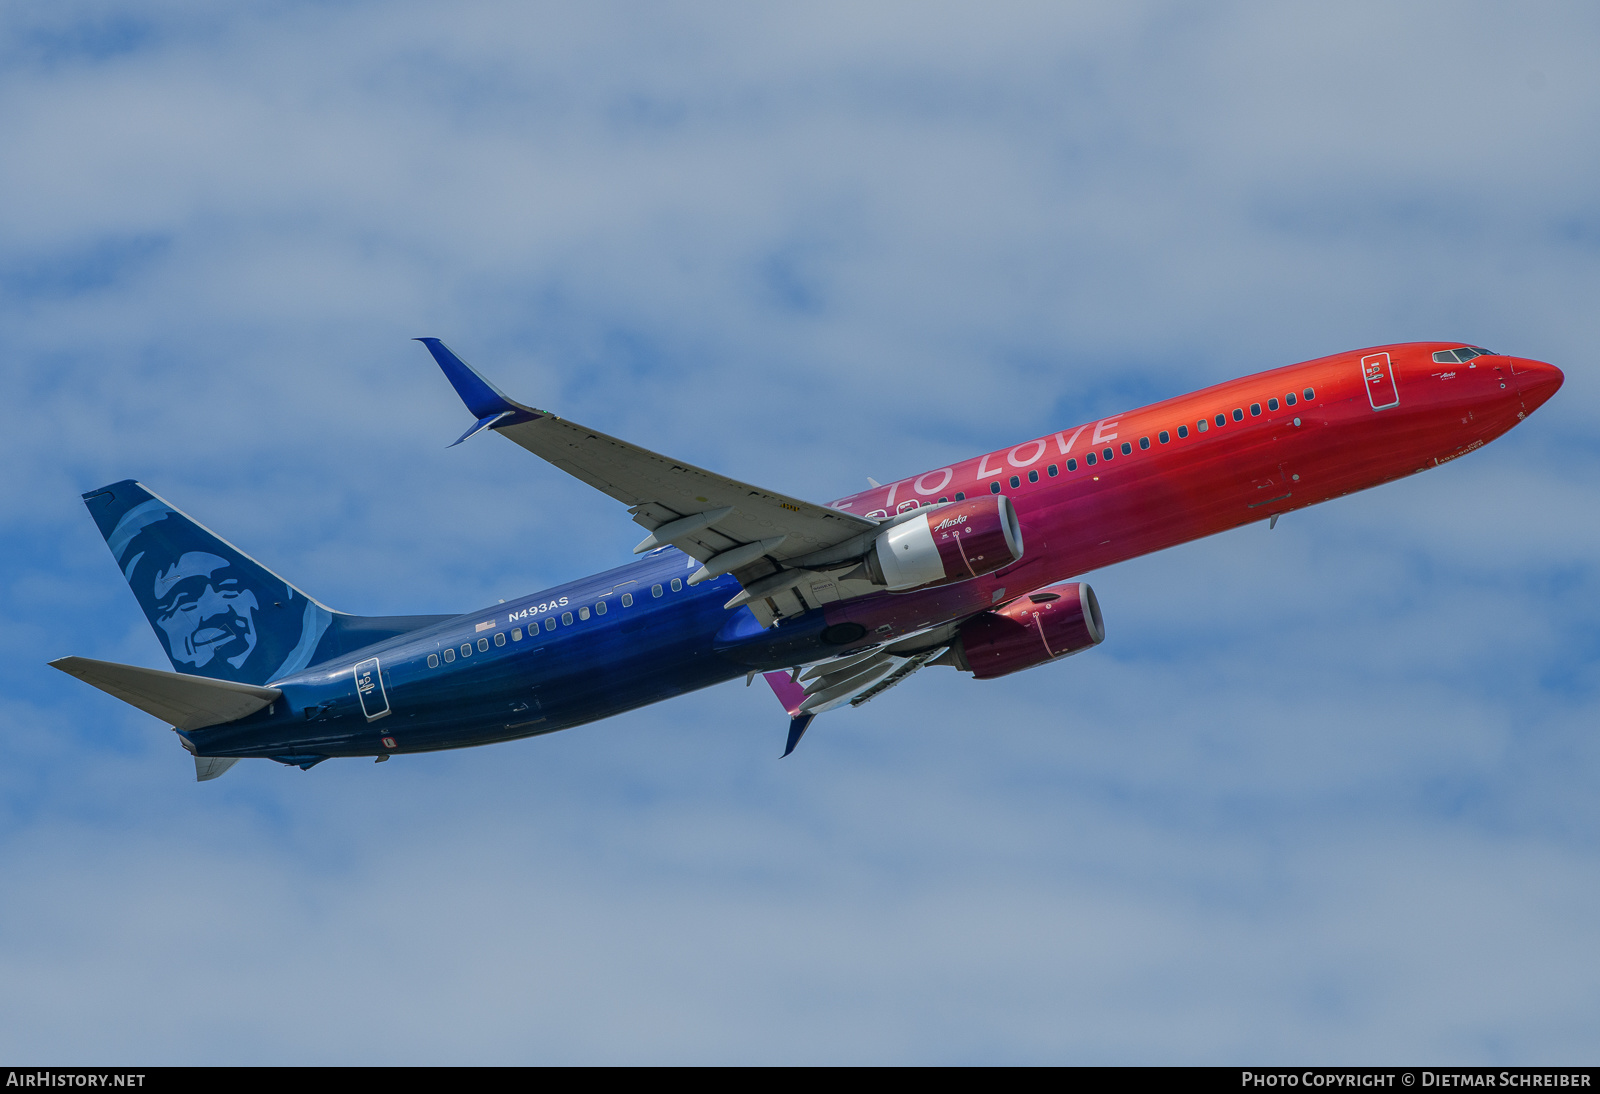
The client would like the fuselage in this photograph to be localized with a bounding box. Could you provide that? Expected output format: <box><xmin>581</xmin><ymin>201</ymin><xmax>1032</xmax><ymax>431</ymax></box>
<box><xmin>186</xmin><ymin>342</ymin><xmax>1563</xmax><ymax>763</ymax></box>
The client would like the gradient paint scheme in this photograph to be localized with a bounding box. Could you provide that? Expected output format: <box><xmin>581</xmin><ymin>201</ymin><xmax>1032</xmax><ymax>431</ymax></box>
<box><xmin>90</xmin><ymin>342</ymin><xmax>1563</xmax><ymax>767</ymax></box>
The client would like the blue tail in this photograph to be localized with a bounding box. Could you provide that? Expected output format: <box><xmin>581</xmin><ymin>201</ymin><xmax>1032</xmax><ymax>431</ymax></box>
<box><xmin>82</xmin><ymin>481</ymin><xmax>450</xmax><ymax>686</ymax></box>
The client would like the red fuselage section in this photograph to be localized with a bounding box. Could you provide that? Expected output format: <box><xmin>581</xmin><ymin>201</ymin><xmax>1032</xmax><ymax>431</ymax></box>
<box><xmin>818</xmin><ymin>343</ymin><xmax>1563</xmax><ymax>641</ymax></box>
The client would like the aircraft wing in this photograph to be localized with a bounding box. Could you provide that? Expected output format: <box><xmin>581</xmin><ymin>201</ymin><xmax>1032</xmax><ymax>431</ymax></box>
<box><xmin>762</xmin><ymin>630</ymin><xmax>955</xmax><ymax>755</ymax></box>
<box><xmin>420</xmin><ymin>339</ymin><xmax>882</xmax><ymax>624</ymax></box>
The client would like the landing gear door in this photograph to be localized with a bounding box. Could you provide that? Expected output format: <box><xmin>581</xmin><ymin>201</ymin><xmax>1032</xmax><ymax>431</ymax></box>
<box><xmin>354</xmin><ymin>657</ymin><xmax>391</xmax><ymax>721</ymax></box>
<box><xmin>1362</xmin><ymin>352</ymin><xmax>1399</xmax><ymax>410</ymax></box>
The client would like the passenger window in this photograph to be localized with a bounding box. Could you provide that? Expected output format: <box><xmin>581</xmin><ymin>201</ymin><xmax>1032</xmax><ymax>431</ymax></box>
<box><xmin>1009</xmin><ymin>475</ymin><xmax>1020</xmax><ymax>488</ymax></box>
<box><xmin>1303</xmin><ymin>387</ymin><xmax>1315</xmax><ymax>400</ymax></box>
<box><xmin>512</xmin><ymin>628</ymin><xmax>522</xmax><ymax>640</ymax></box>
<box><xmin>1215</xmin><ymin>414</ymin><xmax>1226</xmax><ymax>427</ymax></box>
<box><xmin>989</xmin><ymin>482</ymin><xmax>1001</xmax><ymax>494</ymax></box>
<box><xmin>1232</xmin><ymin>409</ymin><xmax>1244</xmax><ymax>422</ymax></box>
<box><xmin>461</xmin><ymin>644</ymin><xmax>472</xmax><ymax>657</ymax></box>
<box><xmin>494</xmin><ymin>632</ymin><xmax>506</xmax><ymax>646</ymax></box>
<box><xmin>578</xmin><ymin>606</ymin><xmax>591</xmax><ymax>620</ymax></box>
<box><xmin>1197</xmin><ymin>419</ymin><xmax>1208</xmax><ymax>432</ymax></box>
<box><xmin>955</xmin><ymin>491</ymin><xmax>966</xmax><ymax>500</ymax></box>
<box><xmin>1158</xmin><ymin>431</ymin><xmax>1170</xmax><ymax>444</ymax></box>
<box><xmin>1085</xmin><ymin>452</ymin><xmax>1096</xmax><ymax>466</ymax></box>
<box><xmin>595</xmin><ymin>602</ymin><xmax>607</xmax><ymax>616</ymax></box>
<box><xmin>1027</xmin><ymin>470</ymin><xmax>1039</xmax><ymax>483</ymax></box>
<box><xmin>478</xmin><ymin>637</ymin><xmax>489</xmax><ymax>651</ymax></box>
<box><xmin>544</xmin><ymin>617</ymin><xmax>556</xmax><ymax>632</ymax></box>
<box><xmin>1066</xmin><ymin>458</ymin><xmax>1077</xmax><ymax>471</ymax></box>
<box><xmin>428</xmin><ymin>653</ymin><xmax>439</xmax><ymax>668</ymax></box>
<box><xmin>1177</xmin><ymin>424</ymin><xmax>1188</xmax><ymax>438</ymax></box>
<box><xmin>1250</xmin><ymin>403</ymin><xmax>1261</xmax><ymax>416</ymax></box>
<box><xmin>443</xmin><ymin>648</ymin><xmax>455</xmax><ymax>663</ymax></box>
<box><xmin>1268</xmin><ymin>398</ymin><xmax>1279</xmax><ymax>411</ymax></box>
<box><xmin>1120</xmin><ymin>442</ymin><xmax>1131</xmax><ymax>455</ymax></box>
<box><xmin>1047</xmin><ymin>464</ymin><xmax>1058</xmax><ymax>477</ymax></box>
<box><xmin>652</xmin><ymin>584</ymin><xmax>663</xmax><ymax>597</ymax></box>
<box><xmin>559</xmin><ymin>612</ymin><xmax>571</xmax><ymax>625</ymax></box>
<box><xmin>1140</xmin><ymin>437</ymin><xmax>1150</xmax><ymax>449</ymax></box>
<box><xmin>1286</xmin><ymin>392</ymin><xmax>1297</xmax><ymax>406</ymax></box>
<box><xmin>938</xmin><ymin>496</ymin><xmax>948</xmax><ymax>503</ymax></box>
<box><xmin>1102</xmin><ymin>447</ymin><xmax>1114</xmax><ymax>461</ymax></box>
<box><xmin>621</xmin><ymin>592</ymin><xmax>633</xmax><ymax>607</ymax></box>
<box><xmin>669</xmin><ymin>578</ymin><xmax>681</xmax><ymax>592</ymax></box>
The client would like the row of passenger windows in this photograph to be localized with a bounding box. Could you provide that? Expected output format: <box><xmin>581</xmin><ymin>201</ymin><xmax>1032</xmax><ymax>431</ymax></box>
<box><xmin>968</xmin><ymin>388</ymin><xmax>1316</xmax><ymax>492</ymax></box>
<box><xmin>424</xmin><ymin>577</ymin><xmax>687</xmax><ymax>668</ymax></box>
<box><xmin>890</xmin><ymin>386</ymin><xmax>1318</xmax><ymax>509</ymax></box>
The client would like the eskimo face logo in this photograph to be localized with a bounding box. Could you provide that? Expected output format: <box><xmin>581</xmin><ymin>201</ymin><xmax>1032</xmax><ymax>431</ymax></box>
<box><xmin>102</xmin><ymin>493</ymin><xmax>333</xmax><ymax>684</ymax></box>
<box><xmin>151</xmin><ymin>551</ymin><xmax>261</xmax><ymax>669</ymax></box>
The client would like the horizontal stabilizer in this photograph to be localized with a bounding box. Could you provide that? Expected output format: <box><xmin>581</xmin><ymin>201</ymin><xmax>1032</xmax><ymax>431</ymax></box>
<box><xmin>50</xmin><ymin>656</ymin><xmax>282</xmax><ymax>731</ymax></box>
<box><xmin>194</xmin><ymin>756</ymin><xmax>241</xmax><ymax>782</ymax></box>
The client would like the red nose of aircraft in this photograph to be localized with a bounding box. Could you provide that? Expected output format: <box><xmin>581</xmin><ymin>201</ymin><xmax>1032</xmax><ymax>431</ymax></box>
<box><xmin>1512</xmin><ymin>358</ymin><xmax>1564</xmax><ymax>413</ymax></box>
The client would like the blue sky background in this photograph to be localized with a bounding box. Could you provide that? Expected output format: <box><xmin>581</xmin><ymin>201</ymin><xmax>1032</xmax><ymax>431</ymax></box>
<box><xmin>1</xmin><ymin>1</ymin><xmax>1597</xmax><ymax>1064</ymax></box>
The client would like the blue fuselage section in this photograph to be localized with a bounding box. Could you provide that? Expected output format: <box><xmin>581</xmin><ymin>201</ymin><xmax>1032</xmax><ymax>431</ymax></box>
<box><xmin>185</xmin><ymin>549</ymin><xmax>828</xmax><ymax>761</ymax></box>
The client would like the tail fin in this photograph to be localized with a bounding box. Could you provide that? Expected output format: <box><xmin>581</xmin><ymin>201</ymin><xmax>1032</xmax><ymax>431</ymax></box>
<box><xmin>83</xmin><ymin>482</ymin><xmax>455</xmax><ymax>690</ymax></box>
<box><xmin>83</xmin><ymin>481</ymin><xmax>342</xmax><ymax>686</ymax></box>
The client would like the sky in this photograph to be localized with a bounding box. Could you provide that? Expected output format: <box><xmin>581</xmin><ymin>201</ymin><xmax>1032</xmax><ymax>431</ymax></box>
<box><xmin>1</xmin><ymin>0</ymin><xmax>1598</xmax><ymax>1064</ymax></box>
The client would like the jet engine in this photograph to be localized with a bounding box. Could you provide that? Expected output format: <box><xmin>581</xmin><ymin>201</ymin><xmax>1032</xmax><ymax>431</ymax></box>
<box><xmin>947</xmin><ymin>581</ymin><xmax>1104</xmax><ymax>679</ymax></box>
<box><xmin>863</xmin><ymin>495</ymin><xmax>1024</xmax><ymax>591</ymax></box>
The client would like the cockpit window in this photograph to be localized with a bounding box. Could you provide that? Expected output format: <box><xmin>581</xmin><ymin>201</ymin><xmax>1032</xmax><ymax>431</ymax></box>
<box><xmin>1432</xmin><ymin>346</ymin><xmax>1496</xmax><ymax>364</ymax></box>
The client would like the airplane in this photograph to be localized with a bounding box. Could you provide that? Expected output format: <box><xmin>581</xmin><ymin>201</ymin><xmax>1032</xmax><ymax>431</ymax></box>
<box><xmin>51</xmin><ymin>339</ymin><xmax>1563</xmax><ymax>780</ymax></box>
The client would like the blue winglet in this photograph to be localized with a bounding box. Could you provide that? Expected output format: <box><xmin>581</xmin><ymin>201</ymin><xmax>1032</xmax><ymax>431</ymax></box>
<box><xmin>415</xmin><ymin>338</ymin><xmax>541</xmax><ymax>442</ymax></box>
<box><xmin>782</xmin><ymin>712</ymin><xmax>816</xmax><ymax>757</ymax></box>
<box><xmin>450</xmin><ymin>410</ymin><xmax>514</xmax><ymax>448</ymax></box>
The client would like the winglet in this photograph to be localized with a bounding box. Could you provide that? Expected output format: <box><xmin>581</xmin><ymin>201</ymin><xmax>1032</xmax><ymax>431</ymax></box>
<box><xmin>764</xmin><ymin>670</ymin><xmax>806</xmax><ymax>714</ymax></box>
<box><xmin>782</xmin><ymin>712</ymin><xmax>816</xmax><ymax>757</ymax></box>
<box><xmin>415</xmin><ymin>338</ymin><xmax>542</xmax><ymax>441</ymax></box>
<box><xmin>763</xmin><ymin>670</ymin><xmax>817</xmax><ymax>757</ymax></box>
<box><xmin>450</xmin><ymin>410</ymin><xmax>515</xmax><ymax>448</ymax></box>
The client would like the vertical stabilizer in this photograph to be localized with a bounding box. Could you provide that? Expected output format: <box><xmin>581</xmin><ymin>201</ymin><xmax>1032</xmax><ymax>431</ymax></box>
<box><xmin>82</xmin><ymin>481</ymin><xmax>338</xmax><ymax>687</ymax></box>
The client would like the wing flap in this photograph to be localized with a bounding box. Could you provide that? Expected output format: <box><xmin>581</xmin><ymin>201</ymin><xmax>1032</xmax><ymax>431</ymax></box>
<box><xmin>503</xmin><ymin>415</ymin><xmax>873</xmax><ymax>559</ymax></box>
<box><xmin>759</xmin><ymin>632</ymin><xmax>955</xmax><ymax>754</ymax></box>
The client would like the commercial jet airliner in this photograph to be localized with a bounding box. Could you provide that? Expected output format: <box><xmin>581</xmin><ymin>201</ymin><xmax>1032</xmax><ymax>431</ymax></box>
<box><xmin>53</xmin><ymin>340</ymin><xmax>1563</xmax><ymax>779</ymax></box>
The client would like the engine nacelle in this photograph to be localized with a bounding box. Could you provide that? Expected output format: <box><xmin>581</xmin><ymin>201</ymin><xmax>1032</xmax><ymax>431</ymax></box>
<box><xmin>864</xmin><ymin>495</ymin><xmax>1024</xmax><ymax>591</ymax></box>
<box><xmin>950</xmin><ymin>581</ymin><xmax>1104</xmax><ymax>679</ymax></box>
